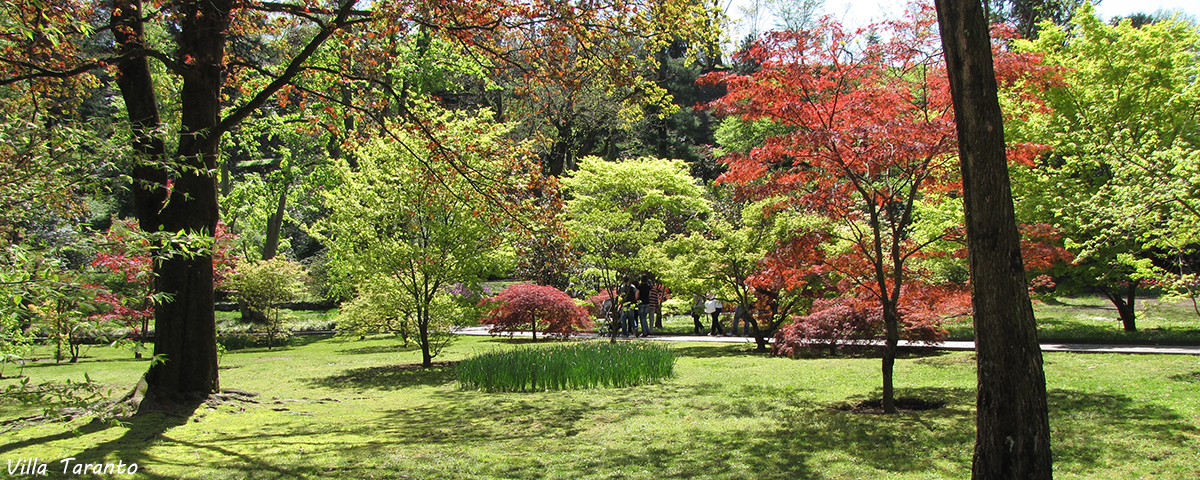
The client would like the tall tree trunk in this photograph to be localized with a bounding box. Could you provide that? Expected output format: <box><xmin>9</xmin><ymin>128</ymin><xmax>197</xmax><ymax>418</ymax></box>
<box><xmin>262</xmin><ymin>182</ymin><xmax>289</xmax><ymax>260</ymax></box>
<box><xmin>935</xmin><ymin>2</ymin><xmax>1054</xmax><ymax>479</ymax></box>
<box><xmin>128</xmin><ymin>0</ymin><xmax>232</xmax><ymax>409</ymax></box>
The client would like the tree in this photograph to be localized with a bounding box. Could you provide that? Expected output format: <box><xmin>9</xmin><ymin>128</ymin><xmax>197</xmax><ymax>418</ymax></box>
<box><xmin>318</xmin><ymin>107</ymin><xmax>522</xmax><ymax>367</ymax></box>
<box><xmin>935</xmin><ymin>0</ymin><xmax>1054</xmax><ymax>477</ymax></box>
<box><xmin>702</xmin><ymin>7</ymin><xmax>965</xmax><ymax>414</ymax></box>
<box><xmin>984</xmin><ymin>0</ymin><xmax>1089</xmax><ymax>38</ymax></box>
<box><xmin>703</xmin><ymin>3</ymin><xmax>1054</xmax><ymax>413</ymax></box>
<box><xmin>563</xmin><ymin>156</ymin><xmax>711</xmax><ymax>309</ymax></box>
<box><xmin>224</xmin><ymin>258</ymin><xmax>308</xmax><ymax>350</ymax></box>
<box><xmin>481</xmin><ymin>283</ymin><xmax>593</xmax><ymax>340</ymax></box>
<box><xmin>89</xmin><ymin>218</ymin><xmax>156</xmax><ymax>359</ymax></box>
<box><xmin>1012</xmin><ymin>6</ymin><xmax>1200</xmax><ymax>331</ymax></box>
<box><xmin>663</xmin><ymin>196</ymin><xmax>827</xmax><ymax>351</ymax></box>
<box><xmin>1</xmin><ymin>0</ymin><xmax>720</xmax><ymax>407</ymax></box>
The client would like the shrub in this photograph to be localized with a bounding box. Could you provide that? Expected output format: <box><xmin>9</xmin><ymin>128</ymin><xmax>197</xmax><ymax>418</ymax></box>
<box><xmin>457</xmin><ymin>341</ymin><xmax>675</xmax><ymax>392</ymax></box>
<box><xmin>774</xmin><ymin>293</ymin><xmax>953</xmax><ymax>357</ymax></box>
<box><xmin>481</xmin><ymin>283</ymin><xmax>593</xmax><ymax>340</ymax></box>
<box><xmin>218</xmin><ymin>331</ymin><xmax>293</xmax><ymax>351</ymax></box>
<box><xmin>225</xmin><ymin>258</ymin><xmax>308</xmax><ymax>349</ymax></box>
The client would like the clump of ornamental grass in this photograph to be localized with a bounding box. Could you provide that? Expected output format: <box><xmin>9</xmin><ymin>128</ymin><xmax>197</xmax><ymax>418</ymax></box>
<box><xmin>457</xmin><ymin>341</ymin><xmax>675</xmax><ymax>392</ymax></box>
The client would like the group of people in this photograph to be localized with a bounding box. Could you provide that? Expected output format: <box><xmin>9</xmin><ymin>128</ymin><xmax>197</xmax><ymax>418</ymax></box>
<box><xmin>689</xmin><ymin>293</ymin><xmax>755</xmax><ymax>337</ymax></box>
<box><xmin>609</xmin><ymin>275</ymin><xmax>667</xmax><ymax>337</ymax></box>
<box><xmin>597</xmin><ymin>275</ymin><xmax>757</xmax><ymax>338</ymax></box>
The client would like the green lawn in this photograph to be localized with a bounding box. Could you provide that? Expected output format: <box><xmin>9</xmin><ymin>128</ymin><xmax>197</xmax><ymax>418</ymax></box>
<box><xmin>945</xmin><ymin>294</ymin><xmax>1200</xmax><ymax>343</ymax></box>
<box><xmin>3</xmin><ymin>333</ymin><xmax>1199</xmax><ymax>479</ymax></box>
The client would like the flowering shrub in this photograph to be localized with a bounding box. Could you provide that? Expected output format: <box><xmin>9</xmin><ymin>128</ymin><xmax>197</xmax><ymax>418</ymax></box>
<box><xmin>481</xmin><ymin>283</ymin><xmax>593</xmax><ymax>340</ymax></box>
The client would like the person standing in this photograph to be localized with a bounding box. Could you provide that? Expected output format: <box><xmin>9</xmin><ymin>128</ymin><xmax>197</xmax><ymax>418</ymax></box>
<box><xmin>704</xmin><ymin>293</ymin><xmax>724</xmax><ymax>336</ymax></box>
<box><xmin>690</xmin><ymin>292</ymin><xmax>706</xmax><ymax>334</ymax></box>
<box><xmin>619</xmin><ymin>278</ymin><xmax>639</xmax><ymax>336</ymax></box>
<box><xmin>636</xmin><ymin>275</ymin><xmax>653</xmax><ymax>337</ymax></box>
<box><xmin>730</xmin><ymin>304</ymin><xmax>754</xmax><ymax>337</ymax></box>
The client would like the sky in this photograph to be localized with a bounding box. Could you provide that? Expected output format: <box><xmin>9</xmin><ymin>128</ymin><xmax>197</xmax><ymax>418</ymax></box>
<box><xmin>725</xmin><ymin>0</ymin><xmax>1200</xmax><ymax>40</ymax></box>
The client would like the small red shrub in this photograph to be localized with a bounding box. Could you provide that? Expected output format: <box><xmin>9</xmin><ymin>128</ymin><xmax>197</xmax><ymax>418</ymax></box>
<box><xmin>481</xmin><ymin>283</ymin><xmax>594</xmax><ymax>339</ymax></box>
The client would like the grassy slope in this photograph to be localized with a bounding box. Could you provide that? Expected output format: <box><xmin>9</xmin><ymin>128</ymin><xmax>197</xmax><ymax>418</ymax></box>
<box><xmin>3</xmin><ymin>334</ymin><xmax>1199</xmax><ymax>479</ymax></box>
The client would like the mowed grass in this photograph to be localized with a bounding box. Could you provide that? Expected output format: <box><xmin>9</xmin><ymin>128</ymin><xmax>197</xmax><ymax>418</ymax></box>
<box><xmin>2</xmin><ymin>333</ymin><xmax>1199</xmax><ymax>479</ymax></box>
<box><xmin>945</xmin><ymin>294</ymin><xmax>1200</xmax><ymax>343</ymax></box>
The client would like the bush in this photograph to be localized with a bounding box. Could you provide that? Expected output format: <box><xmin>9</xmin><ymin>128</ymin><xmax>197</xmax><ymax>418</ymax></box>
<box><xmin>774</xmin><ymin>296</ymin><xmax>951</xmax><ymax>357</ymax></box>
<box><xmin>225</xmin><ymin>258</ymin><xmax>308</xmax><ymax>349</ymax></box>
<box><xmin>457</xmin><ymin>341</ymin><xmax>676</xmax><ymax>392</ymax></box>
<box><xmin>218</xmin><ymin>331</ymin><xmax>293</xmax><ymax>351</ymax></box>
<box><xmin>481</xmin><ymin>283</ymin><xmax>593</xmax><ymax>340</ymax></box>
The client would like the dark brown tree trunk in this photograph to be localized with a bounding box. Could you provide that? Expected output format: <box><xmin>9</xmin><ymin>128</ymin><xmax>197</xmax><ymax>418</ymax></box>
<box><xmin>262</xmin><ymin>182</ymin><xmax>289</xmax><ymax>260</ymax></box>
<box><xmin>935</xmin><ymin>1</ymin><xmax>1054</xmax><ymax>478</ymax></box>
<box><xmin>112</xmin><ymin>0</ymin><xmax>169</xmax><ymax>230</ymax></box>
<box><xmin>115</xmin><ymin>0</ymin><xmax>233</xmax><ymax>409</ymax></box>
<box><xmin>1100</xmin><ymin>282</ymin><xmax>1139</xmax><ymax>332</ymax></box>
<box><xmin>881</xmin><ymin>300</ymin><xmax>900</xmax><ymax>414</ymax></box>
<box><xmin>108</xmin><ymin>0</ymin><xmax>356</xmax><ymax>410</ymax></box>
<box><xmin>419</xmin><ymin>308</ymin><xmax>433</xmax><ymax>368</ymax></box>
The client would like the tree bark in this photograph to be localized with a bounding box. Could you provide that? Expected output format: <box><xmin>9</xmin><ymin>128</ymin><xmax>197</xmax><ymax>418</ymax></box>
<box><xmin>113</xmin><ymin>0</ymin><xmax>233</xmax><ymax>409</ymax></box>
<box><xmin>1100</xmin><ymin>282</ymin><xmax>1139</xmax><ymax>332</ymax></box>
<box><xmin>881</xmin><ymin>300</ymin><xmax>900</xmax><ymax>414</ymax></box>
<box><xmin>934</xmin><ymin>1</ymin><xmax>1054</xmax><ymax>478</ymax></box>
<box><xmin>262</xmin><ymin>182</ymin><xmax>290</xmax><ymax>260</ymax></box>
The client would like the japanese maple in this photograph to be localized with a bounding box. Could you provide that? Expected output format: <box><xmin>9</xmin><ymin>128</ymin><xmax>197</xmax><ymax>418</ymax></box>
<box><xmin>701</xmin><ymin>4</ymin><xmax>1054</xmax><ymax>413</ymax></box>
<box><xmin>482</xmin><ymin>283</ymin><xmax>593</xmax><ymax>341</ymax></box>
<box><xmin>90</xmin><ymin>219</ymin><xmax>237</xmax><ymax>358</ymax></box>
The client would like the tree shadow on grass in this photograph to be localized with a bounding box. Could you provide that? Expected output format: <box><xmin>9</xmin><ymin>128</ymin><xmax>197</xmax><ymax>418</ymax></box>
<box><xmin>289</xmin><ymin>333</ymin><xmax>335</xmax><ymax>347</ymax></box>
<box><xmin>0</xmin><ymin>416</ymin><xmax>113</xmax><ymax>456</ymax></box>
<box><xmin>306</xmin><ymin>361</ymin><xmax>458</xmax><ymax>390</ymax></box>
<box><xmin>670</xmin><ymin>344</ymin><xmax>768</xmax><ymax>359</ymax></box>
<box><xmin>1048</xmin><ymin>388</ymin><xmax>1200</xmax><ymax>475</ymax></box>
<box><xmin>785</xmin><ymin>346</ymin><xmax>955</xmax><ymax>361</ymax></box>
<box><xmin>335</xmin><ymin>343</ymin><xmax>421</xmax><ymax>355</ymax></box>
<box><xmin>3</xmin><ymin>406</ymin><xmax>198</xmax><ymax>479</ymax></box>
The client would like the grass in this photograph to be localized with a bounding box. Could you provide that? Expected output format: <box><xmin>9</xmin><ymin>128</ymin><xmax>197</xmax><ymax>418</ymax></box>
<box><xmin>2</xmin><ymin>332</ymin><xmax>1199</xmax><ymax>479</ymax></box>
<box><xmin>944</xmin><ymin>294</ymin><xmax>1200</xmax><ymax>343</ymax></box>
<box><xmin>458</xmin><ymin>341</ymin><xmax>676</xmax><ymax>391</ymax></box>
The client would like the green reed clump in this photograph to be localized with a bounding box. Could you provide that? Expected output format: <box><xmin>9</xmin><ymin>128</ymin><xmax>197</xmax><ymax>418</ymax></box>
<box><xmin>457</xmin><ymin>341</ymin><xmax>676</xmax><ymax>392</ymax></box>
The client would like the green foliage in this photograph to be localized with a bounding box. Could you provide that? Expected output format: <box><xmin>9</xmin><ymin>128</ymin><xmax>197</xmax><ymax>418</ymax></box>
<box><xmin>563</xmin><ymin>156</ymin><xmax>710</xmax><ymax>296</ymax></box>
<box><xmin>712</xmin><ymin>116</ymin><xmax>793</xmax><ymax>156</ymax></box>
<box><xmin>1013</xmin><ymin>6</ymin><xmax>1200</xmax><ymax>325</ymax></box>
<box><xmin>318</xmin><ymin>105</ymin><xmax>525</xmax><ymax>366</ymax></box>
<box><xmin>336</xmin><ymin>276</ymin><xmax>415</xmax><ymax>344</ymax></box>
<box><xmin>225</xmin><ymin>258</ymin><xmax>308</xmax><ymax>349</ymax></box>
<box><xmin>457</xmin><ymin>341</ymin><xmax>676</xmax><ymax>392</ymax></box>
<box><xmin>217</xmin><ymin>331</ymin><xmax>294</xmax><ymax>352</ymax></box>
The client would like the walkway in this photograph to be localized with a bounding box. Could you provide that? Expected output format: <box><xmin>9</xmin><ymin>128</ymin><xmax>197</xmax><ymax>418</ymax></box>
<box><xmin>454</xmin><ymin>326</ymin><xmax>1200</xmax><ymax>355</ymax></box>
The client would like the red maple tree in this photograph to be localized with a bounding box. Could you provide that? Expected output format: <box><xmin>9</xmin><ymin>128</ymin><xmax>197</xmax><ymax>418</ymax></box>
<box><xmin>481</xmin><ymin>283</ymin><xmax>593</xmax><ymax>340</ymax></box>
<box><xmin>700</xmin><ymin>5</ymin><xmax>1056</xmax><ymax>413</ymax></box>
<box><xmin>90</xmin><ymin>219</ymin><xmax>238</xmax><ymax>358</ymax></box>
